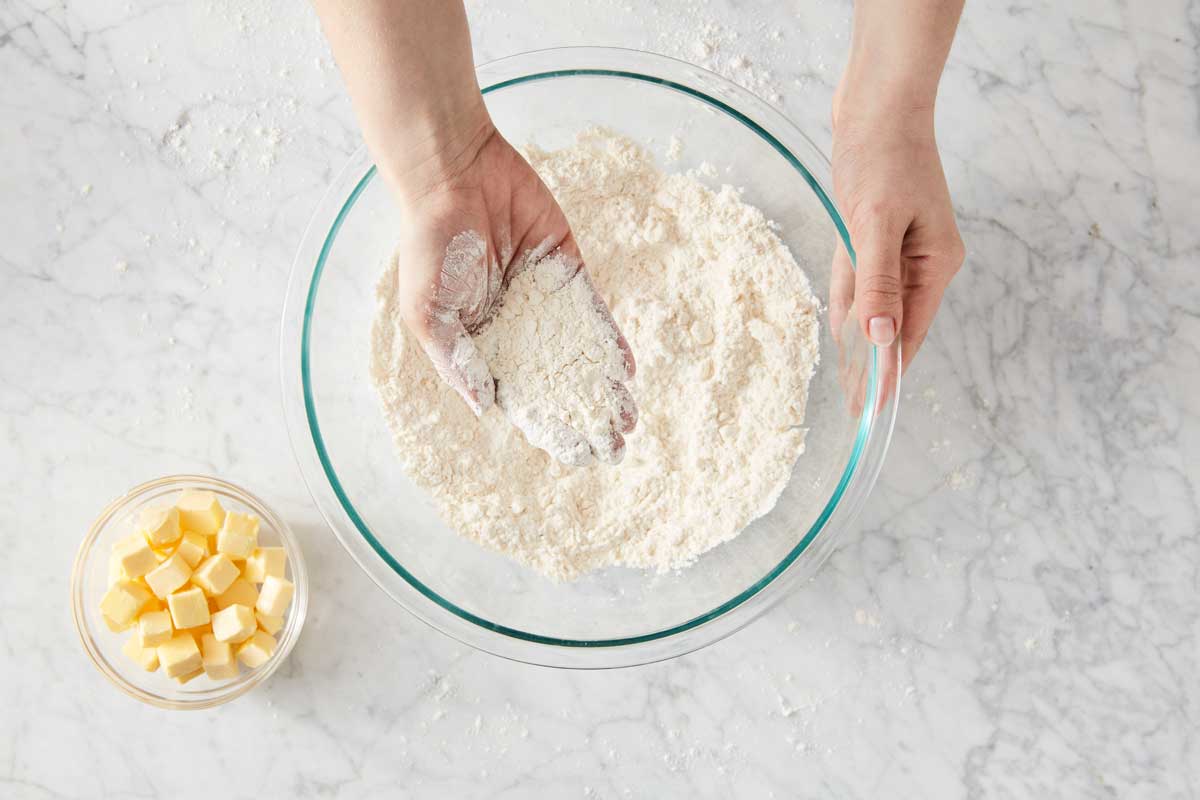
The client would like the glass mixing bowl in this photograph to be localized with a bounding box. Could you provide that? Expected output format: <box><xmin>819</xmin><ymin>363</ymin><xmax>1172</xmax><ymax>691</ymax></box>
<box><xmin>281</xmin><ymin>47</ymin><xmax>898</xmax><ymax>668</ymax></box>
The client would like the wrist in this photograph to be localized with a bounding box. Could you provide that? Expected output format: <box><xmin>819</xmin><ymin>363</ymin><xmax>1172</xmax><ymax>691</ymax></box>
<box><xmin>375</xmin><ymin>92</ymin><xmax>495</xmax><ymax>205</ymax></box>
<box><xmin>834</xmin><ymin>66</ymin><xmax>940</xmax><ymax>146</ymax></box>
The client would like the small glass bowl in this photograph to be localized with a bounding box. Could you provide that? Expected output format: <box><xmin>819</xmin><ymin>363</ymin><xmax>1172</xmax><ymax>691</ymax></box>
<box><xmin>70</xmin><ymin>475</ymin><xmax>308</xmax><ymax>709</ymax></box>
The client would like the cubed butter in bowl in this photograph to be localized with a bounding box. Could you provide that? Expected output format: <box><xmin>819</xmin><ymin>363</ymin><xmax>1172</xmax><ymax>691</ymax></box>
<box><xmin>71</xmin><ymin>475</ymin><xmax>307</xmax><ymax>710</ymax></box>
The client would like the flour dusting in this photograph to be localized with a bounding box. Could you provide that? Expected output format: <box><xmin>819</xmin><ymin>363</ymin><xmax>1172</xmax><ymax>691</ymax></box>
<box><xmin>474</xmin><ymin>249</ymin><xmax>631</xmax><ymax>467</ymax></box>
<box><xmin>370</xmin><ymin>129</ymin><xmax>820</xmax><ymax>580</ymax></box>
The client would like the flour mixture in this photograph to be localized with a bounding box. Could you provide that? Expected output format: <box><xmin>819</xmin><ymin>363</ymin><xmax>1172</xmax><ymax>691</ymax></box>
<box><xmin>370</xmin><ymin>129</ymin><xmax>820</xmax><ymax>580</ymax></box>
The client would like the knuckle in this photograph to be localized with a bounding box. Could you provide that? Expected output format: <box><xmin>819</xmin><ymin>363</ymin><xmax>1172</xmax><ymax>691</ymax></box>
<box><xmin>859</xmin><ymin>273</ymin><xmax>904</xmax><ymax>306</ymax></box>
<box><xmin>848</xmin><ymin>198</ymin><xmax>900</xmax><ymax>239</ymax></box>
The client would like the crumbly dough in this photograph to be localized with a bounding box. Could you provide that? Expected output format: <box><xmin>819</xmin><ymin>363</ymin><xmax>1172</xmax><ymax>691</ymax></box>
<box><xmin>370</xmin><ymin>129</ymin><xmax>820</xmax><ymax>581</ymax></box>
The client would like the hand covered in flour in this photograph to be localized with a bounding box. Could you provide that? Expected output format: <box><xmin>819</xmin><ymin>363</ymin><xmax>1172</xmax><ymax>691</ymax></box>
<box><xmin>315</xmin><ymin>0</ymin><xmax>635</xmax><ymax>464</ymax></box>
<box><xmin>393</xmin><ymin>122</ymin><xmax>639</xmax><ymax>466</ymax></box>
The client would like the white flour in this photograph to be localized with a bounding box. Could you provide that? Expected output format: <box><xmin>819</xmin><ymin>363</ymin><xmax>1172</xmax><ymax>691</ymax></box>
<box><xmin>370</xmin><ymin>129</ymin><xmax>820</xmax><ymax>580</ymax></box>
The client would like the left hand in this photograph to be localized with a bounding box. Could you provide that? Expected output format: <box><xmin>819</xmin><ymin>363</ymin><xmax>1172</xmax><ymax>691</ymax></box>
<box><xmin>829</xmin><ymin>83</ymin><xmax>965</xmax><ymax>392</ymax></box>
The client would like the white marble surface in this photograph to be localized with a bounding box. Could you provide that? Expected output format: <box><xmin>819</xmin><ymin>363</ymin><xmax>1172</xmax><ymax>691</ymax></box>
<box><xmin>3</xmin><ymin>0</ymin><xmax>1198</xmax><ymax>796</ymax></box>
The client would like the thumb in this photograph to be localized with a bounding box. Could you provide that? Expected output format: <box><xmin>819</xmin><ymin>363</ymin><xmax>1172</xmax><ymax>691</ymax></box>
<box><xmin>417</xmin><ymin>312</ymin><xmax>495</xmax><ymax>416</ymax></box>
<box><xmin>851</xmin><ymin>212</ymin><xmax>905</xmax><ymax>348</ymax></box>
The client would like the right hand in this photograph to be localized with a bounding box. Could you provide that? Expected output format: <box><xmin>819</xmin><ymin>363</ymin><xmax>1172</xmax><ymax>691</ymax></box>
<box><xmin>390</xmin><ymin>110</ymin><xmax>638</xmax><ymax>466</ymax></box>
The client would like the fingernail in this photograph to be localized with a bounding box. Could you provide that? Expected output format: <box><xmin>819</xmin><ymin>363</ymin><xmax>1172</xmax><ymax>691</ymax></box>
<box><xmin>868</xmin><ymin>316</ymin><xmax>896</xmax><ymax>347</ymax></box>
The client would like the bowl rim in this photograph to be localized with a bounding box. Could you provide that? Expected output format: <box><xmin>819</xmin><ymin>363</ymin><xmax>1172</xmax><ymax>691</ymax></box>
<box><xmin>70</xmin><ymin>474</ymin><xmax>309</xmax><ymax>709</ymax></box>
<box><xmin>281</xmin><ymin>46</ymin><xmax>899</xmax><ymax>668</ymax></box>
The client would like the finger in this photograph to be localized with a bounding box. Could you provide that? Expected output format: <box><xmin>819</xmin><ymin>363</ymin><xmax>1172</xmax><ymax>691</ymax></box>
<box><xmin>875</xmin><ymin>338</ymin><xmax>901</xmax><ymax>414</ymax></box>
<box><xmin>419</xmin><ymin>313</ymin><xmax>495</xmax><ymax>416</ymax></box>
<box><xmin>829</xmin><ymin>239</ymin><xmax>855</xmax><ymax>345</ymax></box>
<box><xmin>528</xmin><ymin>414</ymin><xmax>594</xmax><ymax>467</ymax></box>
<box><xmin>898</xmin><ymin>262</ymin><xmax>950</xmax><ymax>373</ymax></box>
<box><xmin>578</xmin><ymin>267</ymin><xmax>637</xmax><ymax>381</ymax></box>
<box><xmin>524</xmin><ymin>236</ymin><xmax>637</xmax><ymax>381</ymax></box>
<box><xmin>493</xmin><ymin>383</ymin><xmax>594</xmax><ymax>466</ymax></box>
<box><xmin>591</xmin><ymin>426</ymin><xmax>626</xmax><ymax>466</ymax></box>
<box><xmin>851</xmin><ymin>209</ymin><xmax>905</xmax><ymax>349</ymax></box>
<box><xmin>609</xmin><ymin>380</ymin><xmax>638</xmax><ymax>434</ymax></box>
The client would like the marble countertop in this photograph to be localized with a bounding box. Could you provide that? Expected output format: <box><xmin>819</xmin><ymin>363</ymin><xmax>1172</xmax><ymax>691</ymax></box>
<box><xmin>3</xmin><ymin>0</ymin><xmax>1197</xmax><ymax>796</ymax></box>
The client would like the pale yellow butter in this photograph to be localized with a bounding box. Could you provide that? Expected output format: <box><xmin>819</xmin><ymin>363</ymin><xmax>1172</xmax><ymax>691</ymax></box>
<box><xmin>144</xmin><ymin>551</ymin><xmax>193</xmax><ymax>599</ymax></box>
<box><xmin>100</xmin><ymin>580</ymin><xmax>153</xmax><ymax>627</ymax></box>
<box><xmin>201</xmin><ymin>633</ymin><xmax>239</xmax><ymax>680</ymax></box>
<box><xmin>176</xmin><ymin>489</ymin><xmax>225</xmax><ymax>536</ymax></box>
<box><xmin>137</xmin><ymin>609</ymin><xmax>173</xmax><ymax>648</ymax></box>
<box><xmin>256</xmin><ymin>575</ymin><xmax>294</xmax><ymax>618</ymax></box>
<box><xmin>211</xmin><ymin>604</ymin><xmax>256</xmax><ymax>643</ymax></box>
<box><xmin>107</xmin><ymin>553</ymin><xmax>127</xmax><ymax>587</ymax></box>
<box><xmin>100</xmin><ymin>497</ymin><xmax>291</xmax><ymax>683</ymax></box>
<box><xmin>216</xmin><ymin>511</ymin><xmax>259</xmax><ymax>560</ymax></box>
<box><xmin>139</xmin><ymin>506</ymin><xmax>182</xmax><ymax>548</ymax></box>
<box><xmin>167</xmin><ymin>586</ymin><xmax>211</xmax><ymax>630</ymax></box>
<box><xmin>175</xmin><ymin>531</ymin><xmax>209</xmax><ymax>568</ymax></box>
<box><xmin>175</xmin><ymin>666</ymin><xmax>205</xmax><ymax>685</ymax></box>
<box><xmin>102</xmin><ymin>612</ymin><xmax>135</xmax><ymax>633</ymax></box>
<box><xmin>255</xmin><ymin>610</ymin><xmax>283</xmax><ymax>635</ymax></box>
<box><xmin>191</xmin><ymin>553</ymin><xmax>239</xmax><ymax>596</ymax></box>
<box><xmin>215</xmin><ymin>577</ymin><xmax>258</xmax><ymax>611</ymax></box>
<box><xmin>122</xmin><ymin>636</ymin><xmax>160</xmax><ymax>671</ymax></box>
<box><xmin>113</xmin><ymin>533</ymin><xmax>159</xmax><ymax>579</ymax></box>
<box><xmin>157</xmin><ymin>633</ymin><xmax>202</xmax><ymax>678</ymax></box>
<box><xmin>236</xmin><ymin>630</ymin><xmax>276</xmax><ymax>668</ymax></box>
<box><xmin>244</xmin><ymin>547</ymin><xmax>286</xmax><ymax>583</ymax></box>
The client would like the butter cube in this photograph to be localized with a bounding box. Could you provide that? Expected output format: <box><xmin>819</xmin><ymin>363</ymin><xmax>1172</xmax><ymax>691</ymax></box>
<box><xmin>236</xmin><ymin>630</ymin><xmax>276</xmax><ymax>668</ymax></box>
<box><xmin>144</xmin><ymin>551</ymin><xmax>193</xmax><ymax>599</ymax></box>
<box><xmin>256</xmin><ymin>575</ymin><xmax>294</xmax><ymax>618</ymax></box>
<box><xmin>255</xmin><ymin>610</ymin><xmax>283</xmax><ymax>635</ymax></box>
<box><xmin>180</xmin><ymin>627</ymin><xmax>205</xmax><ymax>646</ymax></box>
<box><xmin>175</xmin><ymin>531</ymin><xmax>209</xmax><ymax>568</ymax></box>
<box><xmin>216</xmin><ymin>511</ymin><xmax>259</xmax><ymax>560</ymax></box>
<box><xmin>211</xmin><ymin>604</ymin><xmax>256</xmax><ymax>643</ymax></box>
<box><xmin>102</xmin><ymin>613</ymin><xmax>135</xmax><ymax>633</ymax></box>
<box><xmin>122</xmin><ymin>636</ymin><xmax>160</xmax><ymax>671</ymax></box>
<box><xmin>175</xmin><ymin>666</ymin><xmax>205</xmax><ymax>685</ymax></box>
<box><xmin>113</xmin><ymin>533</ymin><xmax>159</xmax><ymax>579</ymax></box>
<box><xmin>215</xmin><ymin>578</ymin><xmax>258</xmax><ymax>611</ymax></box>
<box><xmin>100</xmin><ymin>580</ymin><xmax>153</xmax><ymax>627</ymax></box>
<box><xmin>139</xmin><ymin>506</ymin><xmax>182</xmax><ymax>548</ymax></box>
<box><xmin>176</xmin><ymin>489</ymin><xmax>225</xmax><ymax>536</ymax></box>
<box><xmin>201</xmin><ymin>633</ymin><xmax>240</xmax><ymax>680</ymax></box>
<box><xmin>157</xmin><ymin>633</ymin><xmax>202</xmax><ymax>678</ymax></box>
<box><xmin>192</xmin><ymin>553</ymin><xmax>239</xmax><ymax>596</ymax></box>
<box><xmin>244</xmin><ymin>547</ymin><xmax>286</xmax><ymax>583</ymax></box>
<box><xmin>137</xmin><ymin>609</ymin><xmax>173</xmax><ymax>648</ymax></box>
<box><xmin>107</xmin><ymin>553</ymin><xmax>127</xmax><ymax>587</ymax></box>
<box><xmin>167</xmin><ymin>586</ymin><xmax>211</xmax><ymax>630</ymax></box>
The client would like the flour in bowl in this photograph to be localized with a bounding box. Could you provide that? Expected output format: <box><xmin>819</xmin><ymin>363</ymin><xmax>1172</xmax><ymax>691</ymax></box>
<box><xmin>370</xmin><ymin>129</ymin><xmax>820</xmax><ymax>581</ymax></box>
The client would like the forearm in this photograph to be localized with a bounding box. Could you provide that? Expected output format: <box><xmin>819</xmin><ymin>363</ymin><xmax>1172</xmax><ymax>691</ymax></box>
<box><xmin>313</xmin><ymin>0</ymin><xmax>492</xmax><ymax>198</ymax></box>
<box><xmin>839</xmin><ymin>0</ymin><xmax>964</xmax><ymax>121</ymax></box>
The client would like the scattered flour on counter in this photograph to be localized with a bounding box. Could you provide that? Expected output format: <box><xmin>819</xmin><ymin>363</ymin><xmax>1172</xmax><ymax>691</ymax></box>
<box><xmin>370</xmin><ymin>129</ymin><xmax>820</xmax><ymax>581</ymax></box>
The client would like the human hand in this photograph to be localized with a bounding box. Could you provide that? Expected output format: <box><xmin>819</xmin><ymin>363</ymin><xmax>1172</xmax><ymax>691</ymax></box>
<box><xmin>829</xmin><ymin>87</ymin><xmax>965</xmax><ymax>402</ymax></box>
<box><xmin>391</xmin><ymin>113</ymin><xmax>638</xmax><ymax>465</ymax></box>
<box><xmin>315</xmin><ymin>0</ymin><xmax>637</xmax><ymax>464</ymax></box>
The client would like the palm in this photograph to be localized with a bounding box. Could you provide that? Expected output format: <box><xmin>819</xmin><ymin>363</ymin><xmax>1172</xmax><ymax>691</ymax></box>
<box><xmin>397</xmin><ymin>132</ymin><xmax>577</xmax><ymax>334</ymax></box>
<box><xmin>394</xmin><ymin>130</ymin><xmax>637</xmax><ymax>465</ymax></box>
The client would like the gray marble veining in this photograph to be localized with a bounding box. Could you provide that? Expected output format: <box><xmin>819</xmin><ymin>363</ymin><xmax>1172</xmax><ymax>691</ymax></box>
<box><xmin>1</xmin><ymin>0</ymin><xmax>1196</xmax><ymax>797</ymax></box>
